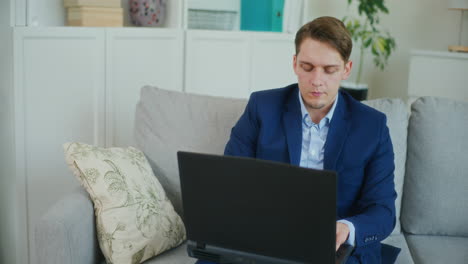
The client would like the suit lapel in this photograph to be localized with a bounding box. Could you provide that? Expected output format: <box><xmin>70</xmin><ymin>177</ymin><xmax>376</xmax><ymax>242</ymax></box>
<box><xmin>324</xmin><ymin>92</ymin><xmax>351</xmax><ymax>171</ymax></box>
<box><xmin>282</xmin><ymin>87</ymin><xmax>302</xmax><ymax>166</ymax></box>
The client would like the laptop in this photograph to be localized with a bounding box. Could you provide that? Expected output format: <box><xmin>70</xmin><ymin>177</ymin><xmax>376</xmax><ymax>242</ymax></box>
<box><xmin>177</xmin><ymin>151</ymin><xmax>354</xmax><ymax>264</ymax></box>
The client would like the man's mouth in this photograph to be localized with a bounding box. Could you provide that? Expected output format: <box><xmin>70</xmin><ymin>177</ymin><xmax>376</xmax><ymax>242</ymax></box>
<box><xmin>310</xmin><ymin>91</ymin><xmax>323</xmax><ymax>97</ymax></box>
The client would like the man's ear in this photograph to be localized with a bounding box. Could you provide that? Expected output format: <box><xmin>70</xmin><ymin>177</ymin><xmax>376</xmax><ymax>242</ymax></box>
<box><xmin>342</xmin><ymin>60</ymin><xmax>353</xmax><ymax>80</ymax></box>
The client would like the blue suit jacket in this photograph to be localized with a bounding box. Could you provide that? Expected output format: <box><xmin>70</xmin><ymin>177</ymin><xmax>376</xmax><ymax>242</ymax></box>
<box><xmin>224</xmin><ymin>84</ymin><xmax>397</xmax><ymax>263</ymax></box>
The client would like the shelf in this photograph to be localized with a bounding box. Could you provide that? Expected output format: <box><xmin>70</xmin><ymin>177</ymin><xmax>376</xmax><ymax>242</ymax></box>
<box><xmin>10</xmin><ymin>0</ymin><xmax>307</xmax><ymax>34</ymax></box>
<box><xmin>12</xmin><ymin>0</ymin><xmax>184</xmax><ymax>28</ymax></box>
<box><xmin>411</xmin><ymin>49</ymin><xmax>468</xmax><ymax>60</ymax></box>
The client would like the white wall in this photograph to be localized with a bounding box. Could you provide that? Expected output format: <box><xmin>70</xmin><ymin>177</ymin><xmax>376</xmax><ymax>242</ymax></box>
<box><xmin>0</xmin><ymin>1</ymin><xmax>18</xmax><ymax>263</ymax></box>
<box><xmin>1</xmin><ymin>2</ymin><xmax>8</xmax><ymax>25</ymax></box>
<box><xmin>0</xmin><ymin>28</ymin><xmax>16</xmax><ymax>264</ymax></box>
<box><xmin>306</xmin><ymin>0</ymin><xmax>467</xmax><ymax>100</ymax></box>
<box><xmin>0</xmin><ymin>0</ymin><xmax>15</xmax><ymax>263</ymax></box>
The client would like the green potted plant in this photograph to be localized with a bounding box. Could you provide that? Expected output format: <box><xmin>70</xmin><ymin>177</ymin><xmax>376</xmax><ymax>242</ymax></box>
<box><xmin>341</xmin><ymin>0</ymin><xmax>396</xmax><ymax>100</ymax></box>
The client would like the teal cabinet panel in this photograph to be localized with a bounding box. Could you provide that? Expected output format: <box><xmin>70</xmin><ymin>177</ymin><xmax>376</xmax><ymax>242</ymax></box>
<box><xmin>241</xmin><ymin>0</ymin><xmax>283</xmax><ymax>32</ymax></box>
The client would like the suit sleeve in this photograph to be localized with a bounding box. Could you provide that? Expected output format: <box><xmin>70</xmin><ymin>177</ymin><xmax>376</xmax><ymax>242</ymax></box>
<box><xmin>224</xmin><ymin>93</ymin><xmax>260</xmax><ymax>158</ymax></box>
<box><xmin>344</xmin><ymin>115</ymin><xmax>397</xmax><ymax>248</ymax></box>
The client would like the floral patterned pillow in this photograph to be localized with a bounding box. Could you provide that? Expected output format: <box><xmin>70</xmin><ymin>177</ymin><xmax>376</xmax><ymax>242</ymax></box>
<box><xmin>63</xmin><ymin>142</ymin><xmax>186</xmax><ymax>264</ymax></box>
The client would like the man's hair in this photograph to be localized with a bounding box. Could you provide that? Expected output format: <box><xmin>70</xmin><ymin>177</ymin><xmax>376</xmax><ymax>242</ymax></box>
<box><xmin>295</xmin><ymin>16</ymin><xmax>352</xmax><ymax>62</ymax></box>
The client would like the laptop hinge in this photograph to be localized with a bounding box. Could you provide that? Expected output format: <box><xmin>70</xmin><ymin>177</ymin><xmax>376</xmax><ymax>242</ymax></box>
<box><xmin>196</xmin><ymin>242</ymin><xmax>206</xmax><ymax>249</ymax></box>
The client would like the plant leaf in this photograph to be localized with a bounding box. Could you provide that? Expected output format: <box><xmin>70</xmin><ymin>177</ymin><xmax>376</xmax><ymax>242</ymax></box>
<box><xmin>345</xmin><ymin>0</ymin><xmax>397</xmax><ymax>72</ymax></box>
<box><xmin>364</xmin><ymin>37</ymin><xmax>373</xmax><ymax>48</ymax></box>
<box><xmin>376</xmin><ymin>37</ymin><xmax>386</xmax><ymax>52</ymax></box>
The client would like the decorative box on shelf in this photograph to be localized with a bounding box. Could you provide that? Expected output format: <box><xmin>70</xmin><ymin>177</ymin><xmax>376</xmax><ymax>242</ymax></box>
<box><xmin>64</xmin><ymin>0</ymin><xmax>121</xmax><ymax>8</ymax></box>
<box><xmin>188</xmin><ymin>9</ymin><xmax>237</xmax><ymax>30</ymax></box>
<box><xmin>67</xmin><ymin>7</ymin><xmax>123</xmax><ymax>27</ymax></box>
<box><xmin>64</xmin><ymin>0</ymin><xmax>123</xmax><ymax>27</ymax></box>
<box><xmin>186</xmin><ymin>0</ymin><xmax>240</xmax><ymax>30</ymax></box>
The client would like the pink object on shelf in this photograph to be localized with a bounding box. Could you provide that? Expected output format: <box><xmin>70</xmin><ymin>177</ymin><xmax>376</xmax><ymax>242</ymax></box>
<box><xmin>129</xmin><ymin>0</ymin><xmax>166</xmax><ymax>26</ymax></box>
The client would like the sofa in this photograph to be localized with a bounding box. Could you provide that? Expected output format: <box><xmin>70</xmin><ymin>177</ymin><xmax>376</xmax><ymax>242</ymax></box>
<box><xmin>36</xmin><ymin>86</ymin><xmax>468</xmax><ymax>264</ymax></box>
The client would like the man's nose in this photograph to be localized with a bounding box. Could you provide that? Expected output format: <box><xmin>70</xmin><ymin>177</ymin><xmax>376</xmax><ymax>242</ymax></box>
<box><xmin>309</xmin><ymin>69</ymin><xmax>324</xmax><ymax>87</ymax></box>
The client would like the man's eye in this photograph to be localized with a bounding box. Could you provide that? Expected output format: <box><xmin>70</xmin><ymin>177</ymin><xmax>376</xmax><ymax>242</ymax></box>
<box><xmin>301</xmin><ymin>64</ymin><xmax>313</xmax><ymax>71</ymax></box>
<box><xmin>325</xmin><ymin>68</ymin><xmax>338</xmax><ymax>74</ymax></box>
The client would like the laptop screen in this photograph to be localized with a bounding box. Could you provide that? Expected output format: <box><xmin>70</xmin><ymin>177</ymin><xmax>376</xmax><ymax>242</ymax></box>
<box><xmin>178</xmin><ymin>152</ymin><xmax>337</xmax><ymax>263</ymax></box>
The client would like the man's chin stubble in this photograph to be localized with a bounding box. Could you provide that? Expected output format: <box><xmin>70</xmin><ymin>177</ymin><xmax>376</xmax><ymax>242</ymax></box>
<box><xmin>306</xmin><ymin>103</ymin><xmax>326</xmax><ymax>110</ymax></box>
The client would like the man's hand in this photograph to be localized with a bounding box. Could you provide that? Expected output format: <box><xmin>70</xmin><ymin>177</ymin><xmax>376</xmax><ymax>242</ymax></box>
<box><xmin>336</xmin><ymin>222</ymin><xmax>350</xmax><ymax>251</ymax></box>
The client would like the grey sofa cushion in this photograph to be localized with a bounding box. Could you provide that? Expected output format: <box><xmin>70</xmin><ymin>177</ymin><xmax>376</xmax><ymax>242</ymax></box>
<box><xmin>402</xmin><ymin>97</ymin><xmax>468</xmax><ymax>236</ymax></box>
<box><xmin>382</xmin><ymin>234</ymin><xmax>414</xmax><ymax>264</ymax></box>
<box><xmin>363</xmin><ymin>99</ymin><xmax>408</xmax><ymax>235</ymax></box>
<box><xmin>406</xmin><ymin>235</ymin><xmax>468</xmax><ymax>264</ymax></box>
<box><xmin>134</xmin><ymin>86</ymin><xmax>247</xmax><ymax>214</ymax></box>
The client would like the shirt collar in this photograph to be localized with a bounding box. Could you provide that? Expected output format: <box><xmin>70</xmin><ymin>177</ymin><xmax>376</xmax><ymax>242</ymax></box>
<box><xmin>298</xmin><ymin>89</ymin><xmax>339</xmax><ymax>128</ymax></box>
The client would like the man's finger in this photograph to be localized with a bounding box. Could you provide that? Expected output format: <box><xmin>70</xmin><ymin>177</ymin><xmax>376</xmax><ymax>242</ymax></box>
<box><xmin>336</xmin><ymin>222</ymin><xmax>350</xmax><ymax>251</ymax></box>
<box><xmin>336</xmin><ymin>237</ymin><xmax>344</xmax><ymax>251</ymax></box>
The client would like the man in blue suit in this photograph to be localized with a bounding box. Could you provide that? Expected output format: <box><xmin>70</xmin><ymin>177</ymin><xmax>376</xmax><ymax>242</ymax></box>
<box><xmin>197</xmin><ymin>16</ymin><xmax>398</xmax><ymax>263</ymax></box>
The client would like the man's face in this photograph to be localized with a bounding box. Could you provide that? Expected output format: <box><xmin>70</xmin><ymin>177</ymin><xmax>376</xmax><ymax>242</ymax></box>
<box><xmin>293</xmin><ymin>38</ymin><xmax>352</xmax><ymax>114</ymax></box>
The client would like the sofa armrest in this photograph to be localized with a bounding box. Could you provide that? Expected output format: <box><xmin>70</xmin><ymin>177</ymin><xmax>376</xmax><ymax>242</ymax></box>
<box><xmin>35</xmin><ymin>188</ymin><xmax>103</xmax><ymax>264</ymax></box>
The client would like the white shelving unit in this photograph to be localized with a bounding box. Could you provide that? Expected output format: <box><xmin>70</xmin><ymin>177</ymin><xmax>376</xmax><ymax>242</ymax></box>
<box><xmin>17</xmin><ymin>0</ymin><xmax>309</xmax><ymax>30</ymax></box>
<box><xmin>1</xmin><ymin>26</ymin><xmax>185</xmax><ymax>264</ymax></box>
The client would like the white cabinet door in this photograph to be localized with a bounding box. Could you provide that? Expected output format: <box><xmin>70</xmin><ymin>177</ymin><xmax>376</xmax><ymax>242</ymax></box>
<box><xmin>185</xmin><ymin>30</ymin><xmax>251</xmax><ymax>98</ymax></box>
<box><xmin>185</xmin><ymin>30</ymin><xmax>296</xmax><ymax>98</ymax></box>
<box><xmin>106</xmin><ymin>28</ymin><xmax>184</xmax><ymax>147</ymax></box>
<box><xmin>14</xmin><ymin>27</ymin><xmax>106</xmax><ymax>264</ymax></box>
<box><xmin>251</xmin><ymin>32</ymin><xmax>297</xmax><ymax>92</ymax></box>
<box><xmin>408</xmin><ymin>50</ymin><xmax>468</xmax><ymax>102</ymax></box>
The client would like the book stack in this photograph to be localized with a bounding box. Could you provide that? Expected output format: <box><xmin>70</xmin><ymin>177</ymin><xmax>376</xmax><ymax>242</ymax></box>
<box><xmin>65</xmin><ymin>0</ymin><xmax>123</xmax><ymax>27</ymax></box>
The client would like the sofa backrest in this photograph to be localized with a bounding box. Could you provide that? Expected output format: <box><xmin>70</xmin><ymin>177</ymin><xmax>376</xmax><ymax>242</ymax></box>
<box><xmin>134</xmin><ymin>86</ymin><xmax>411</xmax><ymax>232</ymax></box>
<box><xmin>363</xmin><ymin>99</ymin><xmax>409</xmax><ymax>235</ymax></box>
<box><xmin>134</xmin><ymin>86</ymin><xmax>247</xmax><ymax>214</ymax></box>
<box><xmin>401</xmin><ymin>97</ymin><xmax>468</xmax><ymax>236</ymax></box>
